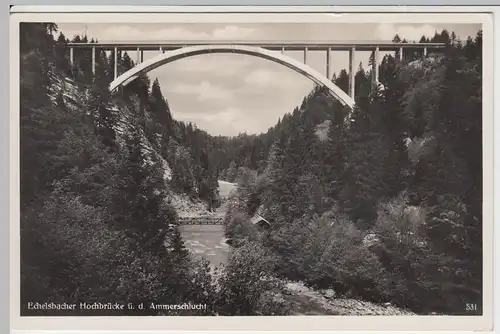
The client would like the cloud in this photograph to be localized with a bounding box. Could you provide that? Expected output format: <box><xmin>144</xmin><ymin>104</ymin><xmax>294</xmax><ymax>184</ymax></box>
<box><xmin>243</xmin><ymin>67</ymin><xmax>314</xmax><ymax>93</ymax></box>
<box><xmin>82</xmin><ymin>24</ymin><xmax>256</xmax><ymax>42</ymax></box>
<box><xmin>211</xmin><ymin>25</ymin><xmax>256</xmax><ymax>39</ymax></box>
<box><xmin>176</xmin><ymin>107</ymin><xmax>264</xmax><ymax>136</ymax></box>
<box><xmin>168</xmin><ymin>81</ymin><xmax>234</xmax><ymax>102</ymax></box>
<box><xmin>166</xmin><ymin>54</ymin><xmax>252</xmax><ymax>75</ymax></box>
<box><xmin>99</xmin><ymin>25</ymin><xmax>210</xmax><ymax>41</ymax></box>
<box><xmin>244</xmin><ymin>69</ymin><xmax>277</xmax><ymax>87</ymax></box>
<box><xmin>375</xmin><ymin>23</ymin><xmax>437</xmax><ymax>42</ymax></box>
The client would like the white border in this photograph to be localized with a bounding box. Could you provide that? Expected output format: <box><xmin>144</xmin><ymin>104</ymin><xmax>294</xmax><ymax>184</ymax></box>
<box><xmin>8</xmin><ymin>5</ymin><xmax>500</xmax><ymax>13</ymax></box>
<box><xmin>9</xmin><ymin>7</ymin><xmax>495</xmax><ymax>332</ymax></box>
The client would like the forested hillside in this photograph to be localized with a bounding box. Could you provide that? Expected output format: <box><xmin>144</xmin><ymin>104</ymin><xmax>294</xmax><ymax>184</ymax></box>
<box><xmin>224</xmin><ymin>30</ymin><xmax>483</xmax><ymax>315</ymax></box>
<box><xmin>20</xmin><ymin>23</ymin><xmax>289</xmax><ymax>316</ymax></box>
<box><xmin>20</xmin><ymin>22</ymin><xmax>482</xmax><ymax>316</ymax></box>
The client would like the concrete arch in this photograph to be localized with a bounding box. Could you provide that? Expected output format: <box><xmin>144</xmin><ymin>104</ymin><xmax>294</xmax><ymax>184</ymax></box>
<box><xmin>109</xmin><ymin>44</ymin><xmax>356</xmax><ymax>110</ymax></box>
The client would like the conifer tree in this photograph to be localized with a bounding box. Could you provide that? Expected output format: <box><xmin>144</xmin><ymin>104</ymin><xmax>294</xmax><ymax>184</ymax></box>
<box><xmin>89</xmin><ymin>49</ymin><xmax>117</xmax><ymax>150</ymax></box>
<box><xmin>170</xmin><ymin>227</ymin><xmax>190</xmax><ymax>263</ymax></box>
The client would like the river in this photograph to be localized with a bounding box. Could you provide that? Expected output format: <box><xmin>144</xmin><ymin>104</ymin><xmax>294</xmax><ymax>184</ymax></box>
<box><xmin>178</xmin><ymin>180</ymin><xmax>236</xmax><ymax>267</ymax></box>
<box><xmin>178</xmin><ymin>224</ymin><xmax>229</xmax><ymax>267</ymax></box>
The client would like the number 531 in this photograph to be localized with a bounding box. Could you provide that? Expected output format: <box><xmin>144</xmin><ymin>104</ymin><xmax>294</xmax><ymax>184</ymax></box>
<box><xmin>466</xmin><ymin>303</ymin><xmax>478</xmax><ymax>311</ymax></box>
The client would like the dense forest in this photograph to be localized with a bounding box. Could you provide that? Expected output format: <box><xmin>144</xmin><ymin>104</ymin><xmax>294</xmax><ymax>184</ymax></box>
<box><xmin>20</xmin><ymin>23</ymin><xmax>288</xmax><ymax>316</ymax></box>
<box><xmin>20</xmin><ymin>22</ymin><xmax>482</xmax><ymax>316</ymax></box>
<box><xmin>223</xmin><ymin>30</ymin><xmax>483</xmax><ymax>315</ymax></box>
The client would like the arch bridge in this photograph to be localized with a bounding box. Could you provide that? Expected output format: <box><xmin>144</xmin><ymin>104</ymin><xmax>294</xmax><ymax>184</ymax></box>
<box><xmin>67</xmin><ymin>40</ymin><xmax>445</xmax><ymax>110</ymax></box>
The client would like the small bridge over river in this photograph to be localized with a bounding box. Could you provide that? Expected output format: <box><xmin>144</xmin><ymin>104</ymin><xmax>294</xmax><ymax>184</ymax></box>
<box><xmin>178</xmin><ymin>216</ymin><xmax>224</xmax><ymax>225</ymax></box>
<box><xmin>177</xmin><ymin>214</ymin><xmax>270</xmax><ymax>266</ymax></box>
<box><xmin>177</xmin><ymin>213</ymin><xmax>271</xmax><ymax>227</ymax></box>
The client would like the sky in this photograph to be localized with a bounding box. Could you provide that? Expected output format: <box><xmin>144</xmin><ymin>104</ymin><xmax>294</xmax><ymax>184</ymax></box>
<box><xmin>55</xmin><ymin>22</ymin><xmax>481</xmax><ymax>137</ymax></box>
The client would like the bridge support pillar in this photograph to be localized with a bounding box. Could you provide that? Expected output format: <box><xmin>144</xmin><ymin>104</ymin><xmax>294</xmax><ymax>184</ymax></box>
<box><xmin>281</xmin><ymin>46</ymin><xmax>285</xmax><ymax>54</ymax></box>
<box><xmin>113</xmin><ymin>47</ymin><xmax>118</xmax><ymax>79</ymax></box>
<box><xmin>136</xmin><ymin>47</ymin><xmax>141</xmax><ymax>64</ymax></box>
<box><xmin>326</xmin><ymin>47</ymin><xmax>331</xmax><ymax>80</ymax></box>
<box><xmin>160</xmin><ymin>46</ymin><xmax>164</xmax><ymax>53</ymax></box>
<box><xmin>372</xmin><ymin>46</ymin><xmax>379</xmax><ymax>89</ymax></box>
<box><xmin>91</xmin><ymin>46</ymin><xmax>95</xmax><ymax>76</ymax></box>
<box><xmin>348</xmin><ymin>47</ymin><xmax>355</xmax><ymax>99</ymax></box>
<box><xmin>399</xmin><ymin>46</ymin><xmax>403</xmax><ymax>61</ymax></box>
<box><xmin>141</xmin><ymin>50</ymin><xmax>144</xmax><ymax>63</ymax></box>
<box><xmin>423</xmin><ymin>46</ymin><xmax>427</xmax><ymax>57</ymax></box>
<box><xmin>303</xmin><ymin>47</ymin><xmax>308</xmax><ymax>64</ymax></box>
<box><xmin>69</xmin><ymin>47</ymin><xmax>74</xmax><ymax>67</ymax></box>
<box><xmin>69</xmin><ymin>47</ymin><xmax>74</xmax><ymax>77</ymax></box>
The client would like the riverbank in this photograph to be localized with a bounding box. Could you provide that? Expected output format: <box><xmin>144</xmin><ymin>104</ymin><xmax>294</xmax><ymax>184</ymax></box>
<box><xmin>281</xmin><ymin>281</ymin><xmax>414</xmax><ymax>316</ymax></box>
<box><xmin>174</xmin><ymin>180</ymin><xmax>236</xmax><ymax>267</ymax></box>
<box><xmin>176</xmin><ymin>181</ymin><xmax>413</xmax><ymax>316</ymax></box>
<box><xmin>168</xmin><ymin>180</ymin><xmax>237</xmax><ymax>219</ymax></box>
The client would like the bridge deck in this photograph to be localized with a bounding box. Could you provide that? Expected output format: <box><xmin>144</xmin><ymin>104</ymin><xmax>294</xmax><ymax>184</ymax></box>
<box><xmin>66</xmin><ymin>40</ymin><xmax>446</xmax><ymax>52</ymax></box>
<box><xmin>178</xmin><ymin>217</ymin><xmax>225</xmax><ymax>225</ymax></box>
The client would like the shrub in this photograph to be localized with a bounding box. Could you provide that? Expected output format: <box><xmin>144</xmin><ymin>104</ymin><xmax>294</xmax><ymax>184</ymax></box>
<box><xmin>215</xmin><ymin>241</ymin><xmax>290</xmax><ymax>315</ymax></box>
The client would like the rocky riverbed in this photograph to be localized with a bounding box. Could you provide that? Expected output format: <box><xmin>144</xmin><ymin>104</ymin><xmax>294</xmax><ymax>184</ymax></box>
<box><xmin>282</xmin><ymin>281</ymin><xmax>415</xmax><ymax>316</ymax></box>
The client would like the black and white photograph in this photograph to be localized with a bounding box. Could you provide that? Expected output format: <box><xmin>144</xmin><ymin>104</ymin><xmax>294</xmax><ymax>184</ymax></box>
<box><xmin>11</xmin><ymin>7</ymin><xmax>494</xmax><ymax>331</ymax></box>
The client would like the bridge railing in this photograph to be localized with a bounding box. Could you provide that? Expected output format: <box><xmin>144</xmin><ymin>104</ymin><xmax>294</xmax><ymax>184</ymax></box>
<box><xmin>178</xmin><ymin>217</ymin><xmax>225</xmax><ymax>225</ymax></box>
